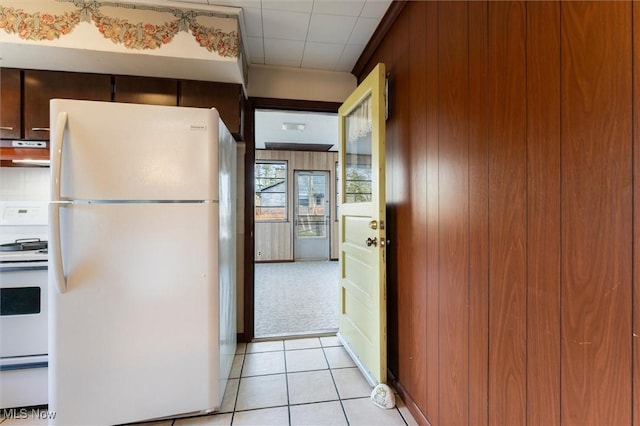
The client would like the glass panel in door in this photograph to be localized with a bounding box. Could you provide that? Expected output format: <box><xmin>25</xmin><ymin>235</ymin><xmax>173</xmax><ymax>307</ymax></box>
<box><xmin>294</xmin><ymin>171</ymin><xmax>330</xmax><ymax>261</ymax></box>
<box><xmin>344</xmin><ymin>94</ymin><xmax>373</xmax><ymax>203</ymax></box>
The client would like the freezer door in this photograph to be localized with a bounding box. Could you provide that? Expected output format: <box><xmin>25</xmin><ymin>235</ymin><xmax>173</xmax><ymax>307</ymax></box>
<box><xmin>50</xmin><ymin>100</ymin><xmax>219</xmax><ymax>201</ymax></box>
<box><xmin>49</xmin><ymin>202</ymin><xmax>220</xmax><ymax>425</ymax></box>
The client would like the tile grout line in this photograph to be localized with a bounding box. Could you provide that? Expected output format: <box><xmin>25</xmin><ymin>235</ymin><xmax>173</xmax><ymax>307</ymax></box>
<box><xmin>229</xmin><ymin>343</ymin><xmax>247</xmax><ymax>425</ymax></box>
<box><xmin>232</xmin><ymin>341</ymin><xmax>291</xmax><ymax>422</ymax></box>
<box><xmin>283</xmin><ymin>341</ymin><xmax>292</xmax><ymax>426</ymax></box>
<box><xmin>321</xmin><ymin>344</ymin><xmax>351</xmax><ymax>425</ymax></box>
<box><xmin>396</xmin><ymin>404</ymin><xmax>412</xmax><ymax>426</ymax></box>
<box><xmin>107</xmin><ymin>338</ymin><xmax>416</xmax><ymax>425</ymax></box>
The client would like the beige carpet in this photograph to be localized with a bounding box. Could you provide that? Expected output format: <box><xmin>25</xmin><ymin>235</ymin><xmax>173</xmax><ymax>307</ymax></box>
<box><xmin>254</xmin><ymin>261</ymin><xmax>339</xmax><ymax>338</ymax></box>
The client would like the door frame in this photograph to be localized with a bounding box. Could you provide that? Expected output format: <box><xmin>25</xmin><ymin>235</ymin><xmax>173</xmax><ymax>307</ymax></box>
<box><xmin>243</xmin><ymin>98</ymin><xmax>341</xmax><ymax>342</ymax></box>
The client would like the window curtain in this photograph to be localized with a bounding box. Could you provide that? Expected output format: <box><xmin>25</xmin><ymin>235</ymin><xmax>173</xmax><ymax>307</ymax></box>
<box><xmin>347</xmin><ymin>95</ymin><xmax>372</xmax><ymax>144</ymax></box>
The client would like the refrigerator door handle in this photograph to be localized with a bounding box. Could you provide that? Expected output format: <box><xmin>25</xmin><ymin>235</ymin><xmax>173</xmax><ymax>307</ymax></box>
<box><xmin>51</xmin><ymin>112</ymin><xmax>67</xmax><ymax>203</ymax></box>
<box><xmin>50</xmin><ymin>203</ymin><xmax>66</xmax><ymax>293</ymax></box>
<box><xmin>51</xmin><ymin>112</ymin><xmax>68</xmax><ymax>293</ymax></box>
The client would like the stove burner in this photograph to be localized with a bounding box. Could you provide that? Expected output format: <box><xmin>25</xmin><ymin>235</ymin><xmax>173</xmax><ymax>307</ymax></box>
<box><xmin>0</xmin><ymin>238</ymin><xmax>48</xmax><ymax>252</ymax></box>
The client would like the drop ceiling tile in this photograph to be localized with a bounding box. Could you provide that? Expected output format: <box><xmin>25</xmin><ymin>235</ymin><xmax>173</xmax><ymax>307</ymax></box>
<box><xmin>301</xmin><ymin>42</ymin><xmax>344</xmax><ymax>71</ymax></box>
<box><xmin>334</xmin><ymin>63</ymin><xmax>352</xmax><ymax>73</ymax></box>
<box><xmin>264</xmin><ymin>38</ymin><xmax>305</xmax><ymax>68</ymax></box>
<box><xmin>262</xmin><ymin>9</ymin><xmax>310</xmax><ymax>41</ymax></box>
<box><xmin>243</xmin><ymin>8</ymin><xmax>263</xmax><ymax>37</ymax></box>
<box><xmin>360</xmin><ymin>0</ymin><xmax>392</xmax><ymax>18</ymax></box>
<box><xmin>336</xmin><ymin>43</ymin><xmax>365</xmax><ymax>72</ymax></box>
<box><xmin>262</xmin><ymin>0</ymin><xmax>314</xmax><ymax>13</ymax></box>
<box><xmin>247</xmin><ymin>36</ymin><xmax>264</xmax><ymax>58</ymax></box>
<box><xmin>348</xmin><ymin>17</ymin><xmax>379</xmax><ymax>45</ymax></box>
<box><xmin>312</xmin><ymin>0</ymin><xmax>365</xmax><ymax>17</ymax></box>
<box><xmin>308</xmin><ymin>14</ymin><xmax>357</xmax><ymax>44</ymax></box>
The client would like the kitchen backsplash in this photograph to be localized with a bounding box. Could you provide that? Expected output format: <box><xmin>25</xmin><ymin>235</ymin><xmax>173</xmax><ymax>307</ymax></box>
<box><xmin>0</xmin><ymin>167</ymin><xmax>50</xmax><ymax>201</ymax></box>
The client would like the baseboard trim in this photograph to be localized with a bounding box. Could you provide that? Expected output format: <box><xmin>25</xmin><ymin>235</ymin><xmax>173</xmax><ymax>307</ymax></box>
<box><xmin>387</xmin><ymin>368</ymin><xmax>432</xmax><ymax>426</ymax></box>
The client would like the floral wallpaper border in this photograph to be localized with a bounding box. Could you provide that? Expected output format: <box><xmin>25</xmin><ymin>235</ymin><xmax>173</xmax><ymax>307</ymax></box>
<box><xmin>0</xmin><ymin>0</ymin><xmax>239</xmax><ymax>57</ymax></box>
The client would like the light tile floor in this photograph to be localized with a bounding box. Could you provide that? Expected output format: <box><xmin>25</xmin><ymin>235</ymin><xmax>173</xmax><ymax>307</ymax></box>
<box><xmin>163</xmin><ymin>336</ymin><xmax>418</xmax><ymax>426</ymax></box>
<box><xmin>0</xmin><ymin>336</ymin><xmax>418</xmax><ymax>426</ymax></box>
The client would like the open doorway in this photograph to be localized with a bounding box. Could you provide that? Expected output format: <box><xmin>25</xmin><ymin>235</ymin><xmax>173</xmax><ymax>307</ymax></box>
<box><xmin>253</xmin><ymin>108</ymin><xmax>339</xmax><ymax>338</ymax></box>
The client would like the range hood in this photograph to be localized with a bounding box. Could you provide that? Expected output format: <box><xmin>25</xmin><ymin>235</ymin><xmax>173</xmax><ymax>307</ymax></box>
<box><xmin>0</xmin><ymin>140</ymin><xmax>50</xmax><ymax>166</ymax></box>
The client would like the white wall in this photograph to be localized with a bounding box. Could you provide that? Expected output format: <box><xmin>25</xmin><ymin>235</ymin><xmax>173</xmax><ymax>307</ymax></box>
<box><xmin>247</xmin><ymin>65</ymin><xmax>357</xmax><ymax>102</ymax></box>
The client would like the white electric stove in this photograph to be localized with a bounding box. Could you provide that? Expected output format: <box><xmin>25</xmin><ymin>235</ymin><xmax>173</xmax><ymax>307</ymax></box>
<box><xmin>0</xmin><ymin>201</ymin><xmax>49</xmax><ymax>409</ymax></box>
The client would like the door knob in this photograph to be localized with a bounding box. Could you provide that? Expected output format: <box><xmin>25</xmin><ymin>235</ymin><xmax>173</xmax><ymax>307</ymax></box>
<box><xmin>366</xmin><ymin>237</ymin><xmax>378</xmax><ymax>247</ymax></box>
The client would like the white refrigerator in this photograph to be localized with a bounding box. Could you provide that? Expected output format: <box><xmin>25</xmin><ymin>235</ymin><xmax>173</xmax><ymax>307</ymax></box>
<box><xmin>48</xmin><ymin>99</ymin><xmax>236</xmax><ymax>425</ymax></box>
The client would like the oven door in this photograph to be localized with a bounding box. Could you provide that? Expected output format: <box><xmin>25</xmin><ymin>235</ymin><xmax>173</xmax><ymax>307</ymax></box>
<box><xmin>1</xmin><ymin>264</ymin><xmax>48</xmax><ymax>408</ymax></box>
<box><xmin>0</xmin><ymin>265</ymin><xmax>48</xmax><ymax>358</ymax></box>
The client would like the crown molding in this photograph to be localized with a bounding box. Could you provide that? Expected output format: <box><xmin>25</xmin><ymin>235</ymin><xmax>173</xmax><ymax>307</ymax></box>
<box><xmin>351</xmin><ymin>0</ymin><xmax>408</xmax><ymax>80</ymax></box>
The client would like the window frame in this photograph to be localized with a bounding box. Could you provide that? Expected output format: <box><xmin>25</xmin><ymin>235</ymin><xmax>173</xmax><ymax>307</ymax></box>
<box><xmin>254</xmin><ymin>160</ymin><xmax>288</xmax><ymax>222</ymax></box>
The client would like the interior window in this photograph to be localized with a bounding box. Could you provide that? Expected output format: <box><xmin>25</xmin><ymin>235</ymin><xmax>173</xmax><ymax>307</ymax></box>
<box><xmin>255</xmin><ymin>161</ymin><xmax>288</xmax><ymax>221</ymax></box>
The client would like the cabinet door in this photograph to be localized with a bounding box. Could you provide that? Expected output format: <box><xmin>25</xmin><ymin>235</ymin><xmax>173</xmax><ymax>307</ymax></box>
<box><xmin>24</xmin><ymin>70</ymin><xmax>111</xmax><ymax>140</ymax></box>
<box><xmin>114</xmin><ymin>75</ymin><xmax>178</xmax><ymax>106</ymax></box>
<box><xmin>179</xmin><ymin>81</ymin><xmax>243</xmax><ymax>139</ymax></box>
<box><xmin>1</xmin><ymin>68</ymin><xmax>21</xmax><ymax>140</ymax></box>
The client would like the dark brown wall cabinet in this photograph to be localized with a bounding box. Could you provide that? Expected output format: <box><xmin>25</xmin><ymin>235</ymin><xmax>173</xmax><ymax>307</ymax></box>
<box><xmin>0</xmin><ymin>68</ymin><xmax>21</xmax><ymax>140</ymax></box>
<box><xmin>179</xmin><ymin>80</ymin><xmax>244</xmax><ymax>140</ymax></box>
<box><xmin>23</xmin><ymin>70</ymin><xmax>111</xmax><ymax>140</ymax></box>
<box><xmin>361</xmin><ymin>1</ymin><xmax>638</xmax><ymax>425</ymax></box>
<box><xmin>3</xmin><ymin>68</ymin><xmax>245</xmax><ymax>145</ymax></box>
<box><xmin>113</xmin><ymin>75</ymin><xmax>178</xmax><ymax>106</ymax></box>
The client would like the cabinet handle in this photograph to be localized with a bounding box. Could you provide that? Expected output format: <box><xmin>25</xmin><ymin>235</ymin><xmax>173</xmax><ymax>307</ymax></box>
<box><xmin>0</xmin><ymin>126</ymin><xmax>14</xmax><ymax>131</ymax></box>
<box><xmin>32</xmin><ymin>127</ymin><xmax>50</xmax><ymax>132</ymax></box>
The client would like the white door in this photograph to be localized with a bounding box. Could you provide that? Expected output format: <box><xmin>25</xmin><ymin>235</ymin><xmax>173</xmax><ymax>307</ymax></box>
<box><xmin>337</xmin><ymin>63</ymin><xmax>387</xmax><ymax>386</ymax></box>
<box><xmin>294</xmin><ymin>171</ymin><xmax>330</xmax><ymax>261</ymax></box>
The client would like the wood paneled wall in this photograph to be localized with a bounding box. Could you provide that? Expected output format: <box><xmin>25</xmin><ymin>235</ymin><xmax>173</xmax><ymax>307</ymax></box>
<box><xmin>360</xmin><ymin>1</ymin><xmax>637</xmax><ymax>425</ymax></box>
<box><xmin>254</xmin><ymin>149</ymin><xmax>339</xmax><ymax>262</ymax></box>
<box><xmin>561</xmin><ymin>4</ymin><xmax>632</xmax><ymax>424</ymax></box>
<box><xmin>635</xmin><ymin>4</ymin><xmax>640</xmax><ymax>425</ymax></box>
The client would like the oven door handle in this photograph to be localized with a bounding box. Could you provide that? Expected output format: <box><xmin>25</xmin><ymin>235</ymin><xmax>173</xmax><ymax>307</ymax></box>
<box><xmin>50</xmin><ymin>111</ymin><xmax>68</xmax><ymax>294</ymax></box>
